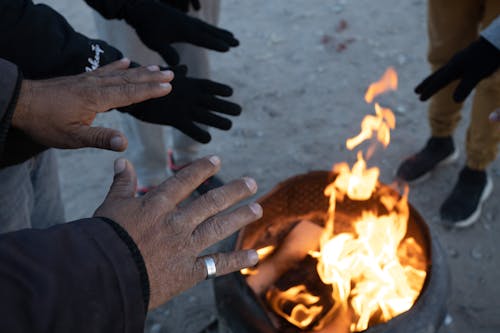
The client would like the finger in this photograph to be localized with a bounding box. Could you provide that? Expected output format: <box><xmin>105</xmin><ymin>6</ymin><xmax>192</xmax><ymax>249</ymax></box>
<box><xmin>191</xmin><ymin>0</ymin><xmax>201</xmax><ymax>10</ymax></box>
<box><xmin>73</xmin><ymin>125</ymin><xmax>129</xmax><ymax>152</ymax></box>
<box><xmin>100</xmin><ymin>81</ymin><xmax>172</xmax><ymax>110</ymax></box>
<box><xmin>198</xmin><ymin>79</ymin><xmax>233</xmax><ymax>96</ymax></box>
<box><xmin>416</xmin><ymin>66</ymin><xmax>460</xmax><ymax>101</ymax></box>
<box><xmin>489</xmin><ymin>109</ymin><xmax>500</xmax><ymax>122</ymax></box>
<box><xmin>193</xmin><ymin>250</ymin><xmax>259</xmax><ymax>281</ymax></box>
<box><xmin>158</xmin><ymin>44</ymin><xmax>180</xmax><ymax>66</ymax></box>
<box><xmin>93</xmin><ymin>58</ymin><xmax>131</xmax><ymax>74</ymax></box>
<box><xmin>196</xmin><ymin>32</ymin><xmax>231</xmax><ymax>52</ymax></box>
<box><xmin>178</xmin><ymin>122</ymin><xmax>212</xmax><ymax>143</ymax></box>
<box><xmin>107</xmin><ymin>66</ymin><xmax>174</xmax><ymax>85</ymax></box>
<box><xmin>180</xmin><ymin>177</ymin><xmax>258</xmax><ymax>230</ymax></box>
<box><xmin>199</xmin><ymin>95</ymin><xmax>242</xmax><ymax>116</ymax></box>
<box><xmin>106</xmin><ymin>158</ymin><xmax>138</xmax><ymax>200</ymax></box>
<box><xmin>194</xmin><ymin>109</ymin><xmax>232</xmax><ymax>130</ymax></box>
<box><xmin>203</xmin><ymin>24</ymin><xmax>239</xmax><ymax>47</ymax></box>
<box><xmin>148</xmin><ymin>156</ymin><xmax>221</xmax><ymax>209</ymax></box>
<box><xmin>192</xmin><ymin>203</ymin><xmax>262</xmax><ymax>251</ymax></box>
<box><xmin>453</xmin><ymin>76</ymin><xmax>479</xmax><ymax>102</ymax></box>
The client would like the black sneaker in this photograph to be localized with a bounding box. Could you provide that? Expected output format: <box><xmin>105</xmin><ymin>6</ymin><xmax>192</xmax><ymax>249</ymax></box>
<box><xmin>396</xmin><ymin>136</ymin><xmax>459</xmax><ymax>183</ymax></box>
<box><xmin>440</xmin><ymin>167</ymin><xmax>493</xmax><ymax>228</ymax></box>
<box><xmin>167</xmin><ymin>150</ymin><xmax>224</xmax><ymax>195</ymax></box>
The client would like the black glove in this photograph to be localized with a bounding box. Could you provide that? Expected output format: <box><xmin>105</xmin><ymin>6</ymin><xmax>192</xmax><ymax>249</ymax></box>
<box><xmin>123</xmin><ymin>1</ymin><xmax>238</xmax><ymax>65</ymax></box>
<box><xmin>160</xmin><ymin>0</ymin><xmax>201</xmax><ymax>12</ymax></box>
<box><xmin>119</xmin><ymin>65</ymin><xmax>241</xmax><ymax>143</ymax></box>
<box><xmin>415</xmin><ymin>37</ymin><xmax>500</xmax><ymax>102</ymax></box>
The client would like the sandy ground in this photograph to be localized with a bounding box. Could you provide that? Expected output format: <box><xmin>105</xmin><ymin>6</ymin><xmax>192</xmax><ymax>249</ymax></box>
<box><xmin>41</xmin><ymin>0</ymin><xmax>500</xmax><ymax>332</ymax></box>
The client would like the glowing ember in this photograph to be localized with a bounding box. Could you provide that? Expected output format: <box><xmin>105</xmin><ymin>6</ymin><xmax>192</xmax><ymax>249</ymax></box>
<box><xmin>264</xmin><ymin>68</ymin><xmax>427</xmax><ymax>332</ymax></box>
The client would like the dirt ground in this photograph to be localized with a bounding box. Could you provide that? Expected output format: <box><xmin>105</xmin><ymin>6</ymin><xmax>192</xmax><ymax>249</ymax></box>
<box><xmin>43</xmin><ymin>0</ymin><xmax>500</xmax><ymax>332</ymax></box>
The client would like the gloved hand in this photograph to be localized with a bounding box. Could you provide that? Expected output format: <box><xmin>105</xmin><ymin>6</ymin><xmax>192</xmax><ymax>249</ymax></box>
<box><xmin>119</xmin><ymin>65</ymin><xmax>241</xmax><ymax>143</ymax></box>
<box><xmin>415</xmin><ymin>37</ymin><xmax>500</xmax><ymax>102</ymax></box>
<box><xmin>160</xmin><ymin>0</ymin><xmax>201</xmax><ymax>12</ymax></box>
<box><xmin>124</xmin><ymin>1</ymin><xmax>238</xmax><ymax>65</ymax></box>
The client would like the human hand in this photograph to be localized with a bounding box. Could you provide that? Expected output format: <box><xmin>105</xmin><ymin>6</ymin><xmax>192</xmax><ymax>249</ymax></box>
<box><xmin>415</xmin><ymin>37</ymin><xmax>500</xmax><ymax>102</ymax></box>
<box><xmin>12</xmin><ymin>59</ymin><xmax>173</xmax><ymax>151</ymax></box>
<box><xmin>119</xmin><ymin>65</ymin><xmax>241</xmax><ymax>143</ymax></box>
<box><xmin>160</xmin><ymin>0</ymin><xmax>201</xmax><ymax>12</ymax></box>
<box><xmin>94</xmin><ymin>156</ymin><xmax>261</xmax><ymax>309</ymax></box>
<box><xmin>124</xmin><ymin>1</ymin><xmax>238</xmax><ymax>65</ymax></box>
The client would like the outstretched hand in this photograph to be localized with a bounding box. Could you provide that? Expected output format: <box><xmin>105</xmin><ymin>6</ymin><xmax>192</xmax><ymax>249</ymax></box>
<box><xmin>124</xmin><ymin>1</ymin><xmax>238</xmax><ymax>65</ymax></box>
<box><xmin>415</xmin><ymin>37</ymin><xmax>500</xmax><ymax>102</ymax></box>
<box><xmin>120</xmin><ymin>65</ymin><xmax>241</xmax><ymax>143</ymax></box>
<box><xmin>94</xmin><ymin>156</ymin><xmax>261</xmax><ymax>309</ymax></box>
<box><xmin>12</xmin><ymin>59</ymin><xmax>174</xmax><ymax>151</ymax></box>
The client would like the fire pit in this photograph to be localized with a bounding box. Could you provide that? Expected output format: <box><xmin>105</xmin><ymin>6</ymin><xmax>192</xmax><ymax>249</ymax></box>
<box><xmin>214</xmin><ymin>68</ymin><xmax>449</xmax><ymax>333</ymax></box>
<box><xmin>214</xmin><ymin>171</ymin><xmax>449</xmax><ymax>333</ymax></box>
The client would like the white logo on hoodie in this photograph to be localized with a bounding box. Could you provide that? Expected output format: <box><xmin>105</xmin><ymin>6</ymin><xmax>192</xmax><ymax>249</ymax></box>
<box><xmin>85</xmin><ymin>44</ymin><xmax>104</xmax><ymax>72</ymax></box>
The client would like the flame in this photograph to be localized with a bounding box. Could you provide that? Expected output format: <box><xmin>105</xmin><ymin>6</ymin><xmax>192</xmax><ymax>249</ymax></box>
<box><xmin>267</xmin><ymin>285</ymin><xmax>324</xmax><ymax>329</ymax></box>
<box><xmin>241</xmin><ymin>245</ymin><xmax>275</xmax><ymax>275</ymax></box>
<box><xmin>364</xmin><ymin>67</ymin><xmax>398</xmax><ymax>103</ymax></box>
<box><xmin>266</xmin><ymin>68</ymin><xmax>427</xmax><ymax>332</ymax></box>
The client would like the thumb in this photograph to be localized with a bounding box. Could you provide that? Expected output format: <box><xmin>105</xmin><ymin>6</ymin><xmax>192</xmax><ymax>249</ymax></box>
<box><xmin>75</xmin><ymin>126</ymin><xmax>128</xmax><ymax>152</ymax></box>
<box><xmin>159</xmin><ymin>45</ymin><xmax>180</xmax><ymax>66</ymax></box>
<box><xmin>107</xmin><ymin>158</ymin><xmax>138</xmax><ymax>200</ymax></box>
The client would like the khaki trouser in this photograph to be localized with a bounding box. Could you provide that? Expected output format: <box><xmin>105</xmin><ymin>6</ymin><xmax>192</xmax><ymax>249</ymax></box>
<box><xmin>428</xmin><ymin>0</ymin><xmax>500</xmax><ymax>170</ymax></box>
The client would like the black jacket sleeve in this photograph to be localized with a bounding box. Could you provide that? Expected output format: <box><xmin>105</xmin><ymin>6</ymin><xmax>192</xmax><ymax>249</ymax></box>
<box><xmin>0</xmin><ymin>217</ymin><xmax>148</xmax><ymax>333</ymax></box>
<box><xmin>0</xmin><ymin>0</ymin><xmax>123</xmax><ymax>79</ymax></box>
<box><xmin>0</xmin><ymin>58</ymin><xmax>21</xmax><ymax>158</ymax></box>
<box><xmin>0</xmin><ymin>58</ymin><xmax>47</xmax><ymax>168</ymax></box>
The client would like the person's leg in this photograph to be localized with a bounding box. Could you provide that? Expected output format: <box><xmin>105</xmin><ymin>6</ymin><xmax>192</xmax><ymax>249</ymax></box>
<box><xmin>171</xmin><ymin>0</ymin><xmax>221</xmax><ymax>166</ymax></box>
<box><xmin>396</xmin><ymin>0</ymin><xmax>482</xmax><ymax>183</ymax></box>
<box><xmin>93</xmin><ymin>15</ymin><xmax>169</xmax><ymax>188</ymax></box>
<box><xmin>0</xmin><ymin>160</ymin><xmax>34</xmax><ymax>233</ymax></box>
<box><xmin>440</xmin><ymin>1</ymin><xmax>500</xmax><ymax>227</ymax></box>
<box><xmin>427</xmin><ymin>0</ymin><xmax>482</xmax><ymax>136</ymax></box>
<box><xmin>30</xmin><ymin>150</ymin><xmax>65</xmax><ymax>229</ymax></box>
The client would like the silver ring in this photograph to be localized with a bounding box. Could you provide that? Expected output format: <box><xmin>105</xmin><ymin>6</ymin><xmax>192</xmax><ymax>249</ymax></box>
<box><xmin>203</xmin><ymin>257</ymin><xmax>217</xmax><ymax>280</ymax></box>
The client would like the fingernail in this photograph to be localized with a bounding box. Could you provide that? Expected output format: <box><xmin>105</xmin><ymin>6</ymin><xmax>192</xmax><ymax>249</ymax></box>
<box><xmin>114</xmin><ymin>158</ymin><xmax>126</xmax><ymax>175</ymax></box>
<box><xmin>248</xmin><ymin>250</ymin><xmax>259</xmax><ymax>265</ymax></box>
<box><xmin>159</xmin><ymin>83</ymin><xmax>171</xmax><ymax>89</ymax></box>
<box><xmin>147</xmin><ymin>65</ymin><xmax>160</xmax><ymax>71</ymax></box>
<box><xmin>243</xmin><ymin>177</ymin><xmax>257</xmax><ymax>192</ymax></box>
<box><xmin>208</xmin><ymin>155</ymin><xmax>220</xmax><ymax>166</ymax></box>
<box><xmin>249</xmin><ymin>203</ymin><xmax>262</xmax><ymax>217</ymax></box>
<box><xmin>110</xmin><ymin>136</ymin><xmax>124</xmax><ymax>151</ymax></box>
<box><xmin>120</xmin><ymin>57</ymin><xmax>130</xmax><ymax>63</ymax></box>
<box><xmin>161</xmin><ymin>70</ymin><xmax>174</xmax><ymax>78</ymax></box>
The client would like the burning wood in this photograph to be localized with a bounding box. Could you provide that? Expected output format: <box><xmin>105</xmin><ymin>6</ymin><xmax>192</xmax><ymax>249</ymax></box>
<box><xmin>244</xmin><ymin>68</ymin><xmax>427</xmax><ymax>332</ymax></box>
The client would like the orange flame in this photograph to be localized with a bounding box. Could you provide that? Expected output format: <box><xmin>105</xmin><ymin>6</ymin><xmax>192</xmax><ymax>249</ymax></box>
<box><xmin>364</xmin><ymin>67</ymin><xmax>398</xmax><ymax>103</ymax></box>
<box><xmin>266</xmin><ymin>68</ymin><xmax>426</xmax><ymax>332</ymax></box>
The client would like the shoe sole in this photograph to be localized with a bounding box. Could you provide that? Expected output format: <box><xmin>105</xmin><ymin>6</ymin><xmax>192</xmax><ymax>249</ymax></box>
<box><xmin>406</xmin><ymin>148</ymin><xmax>460</xmax><ymax>185</ymax></box>
<box><xmin>445</xmin><ymin>175</ymin><xmax>493</xmax><ymax>229</ymax></box>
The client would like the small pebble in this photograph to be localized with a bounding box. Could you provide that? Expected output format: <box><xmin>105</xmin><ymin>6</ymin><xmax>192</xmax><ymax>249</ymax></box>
<box><xmin>471</xmin><ymin>247</ymin><xmax>483</xmax><ymax>260</ymax></box>
<box><xmin>444</xmin><ymin>314</ymin><xmax>453</xmax><ymax>326</ymax></box>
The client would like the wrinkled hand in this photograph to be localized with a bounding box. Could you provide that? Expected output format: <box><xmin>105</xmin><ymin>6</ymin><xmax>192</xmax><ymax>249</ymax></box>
<box><xmin>94</xmin><ymin>156</ymin><xmax>261</xmax><ymax>309</ymax></box>
<box><xmin>120</xmin><ymin>65</ymin><xmax>241</xmax><ymax>143</ymax></box>
<box><xmin>124</xmin><ymin>1</ymin><xmax>238</xmax><ymax>65</ymax></box>
<box><xmin>415</xmin><ymin>37</ymin><xmax>500</xmax><ymax>102</ymax></box>
<box><xmin>12</xmin><ymin>59</ymin><xmax>173</xmax><ymax>151</ymax></box>
<box><xmin>160</xmin><ymin>0</ymin><xmax>200</xmax><ymax>12</ymax></box>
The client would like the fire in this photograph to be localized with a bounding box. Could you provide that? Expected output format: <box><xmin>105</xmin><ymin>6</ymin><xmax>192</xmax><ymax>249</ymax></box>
<box><xmin>265</xmin><ymin>68</ymin><xmax>427</xmax><ymax>332</ymax></box>
<box><xmin>364</xmin><ymin>67</ymin><xmax>398</xmax><ymax>103</ymax></box>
